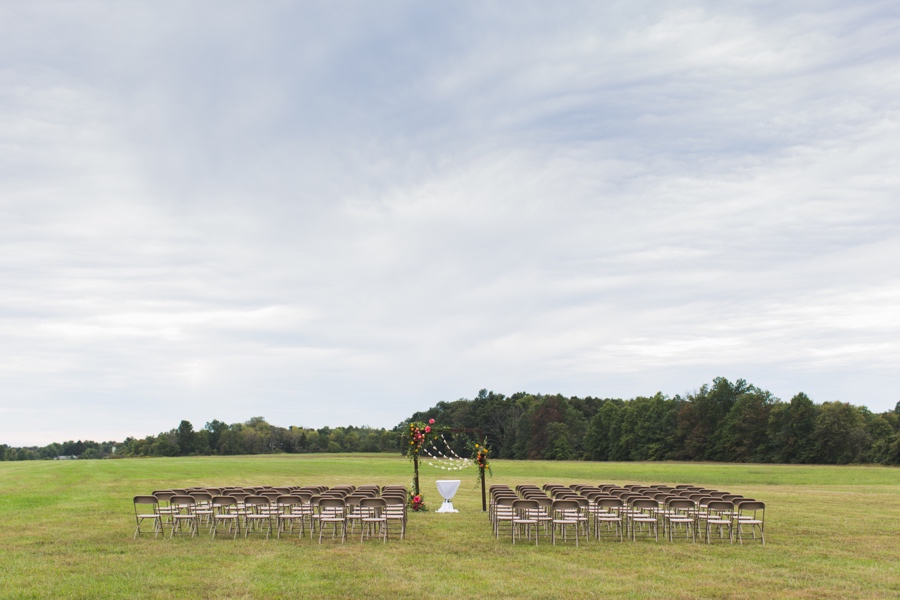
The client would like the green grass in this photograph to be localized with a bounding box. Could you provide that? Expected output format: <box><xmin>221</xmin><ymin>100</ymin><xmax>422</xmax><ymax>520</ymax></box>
<box><xmin>0</xmin><ymin>455</ymin><xmax>898</xmax><ymax>599</ymax></box>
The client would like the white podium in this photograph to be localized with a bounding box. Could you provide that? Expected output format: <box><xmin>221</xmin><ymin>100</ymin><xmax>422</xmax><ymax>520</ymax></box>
<box><xmin>435</xmin><ymin>480</ymin><xmax>461</xmax><ymax>513</ymax></box>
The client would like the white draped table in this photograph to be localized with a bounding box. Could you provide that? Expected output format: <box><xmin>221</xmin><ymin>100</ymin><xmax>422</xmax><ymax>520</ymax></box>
<box><xmin>435</xmin><ymin>479</ymin><xmax>461</xmax><ymax>513</ymax></box>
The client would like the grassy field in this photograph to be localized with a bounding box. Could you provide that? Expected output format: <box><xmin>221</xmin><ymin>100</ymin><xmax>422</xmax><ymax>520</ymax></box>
<box><xmin>0</xmin><ymin>454</ymin><xmax>898</xmax><ymax>599</ymax></box>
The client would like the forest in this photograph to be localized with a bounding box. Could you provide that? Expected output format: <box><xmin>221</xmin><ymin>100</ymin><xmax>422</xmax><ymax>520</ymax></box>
<box><xmin>3</xmin><ymin>377</ymin><xmax>899</xmax><ymax>465</ymax></box>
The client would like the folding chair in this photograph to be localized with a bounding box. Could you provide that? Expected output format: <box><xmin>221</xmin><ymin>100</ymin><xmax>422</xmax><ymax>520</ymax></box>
<box><xmin>665</xmin><ymin>498</ymin><xmax>697</xmax><ymax>543</ymax></box>
<box><xmin>244</xmin><ymin>496</ymin><xmax>274</xmax><ymax>539</ymax></box>
<box><xmin>211</xmin><ymin>495</ymin><xmax>242</xmax><ymax>539</ymax></box>
<box><xmin>170</xmin><ymin>495</ymin><xmax>198</xmax><ymax>538</ymax></box>
<box><xmin>735</xmin><ymin>501</ymin><xmax>765</xmax><ymax>545</ymax></box>
<box><xmin>493</xmin><ymin>496</ymin><xmax>516</xmax><ymax>539</ymax></box>
<box><xmin>275</xmin><ymin>496</ymin><xmax>305</xmax><ymax>539</ymax></box>
<box><xmin>629</xmin><ymin>499</ymin><xmax>659</xmax><ymax>542</ymax></box>
<box><xmin>317</xmin><ymin>498</ymin><xmax>347</xmax><ymax>544</ymax></box>
<box><xmin>594</xmin><ymin>498</ymin><xmax>625</xmax><ymax>542</ymax></box>
<box><xmin>511</xmin><ymin>499</ymin><xmax>539</xmax><ymax>545</ymax></box>
<box><xmin>359</xmin><ymin>498</ymin><xmax>388</xmax><ymax>543</ymax></box>
<box><xmin>705</xmin><ymin>501</ymin><xmax>735</xmax><ymax>544</ymax></box>
<box><xmin>383</xmin><ymin>495</ymin><xmax>407</xmax><ymax>540</ymax></box>
<box><xmin>551</xmin><ymin>499</ymin><xmax>580</xmax><ymax>546</ymax></box>
<box><xmin>133</xmin><ymin>496</ymin><xmax>161</xmax><ymax>539</ymax></box>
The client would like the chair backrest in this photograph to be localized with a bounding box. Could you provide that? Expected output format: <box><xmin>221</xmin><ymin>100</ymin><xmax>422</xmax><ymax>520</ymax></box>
<box><xmin>597</xmin><ymin>498</ymin><xmax>624</xmax><ymax>510</ymax></box>
<box><xmin>551</xmin><ymin>499</ymin><xmax>579</xmax><ymax>511</ymax></box>
<box><xmin>667</xmin><ymin>499</ymin><xmax>695</xmax><ymax>511</ymax></box>
<box><xmin>737</xmin><ymin>501</ymin><xmax>765</xmax><ymax>512</ymax></box>
<box><xmin>383</xmin><ymin>496</ymin><xmax>406</xmax><ymax>507</ymax></box>
<box><xmin>152</xmin><ymin>491</ymin><xmax>175</xmax><ymax>506</ymax></box>
<box><xmin>512</xmin><ymin>499</ymin><xmax>539</xmax><ymax>511</ymax></box>
<box><xmin>319</xmin><ymin>497</ymin><xmax>346</xmax><ymax>509</ymax></box>
<box><xmin>190</xmin><ymin>492</ymin><xmax>212</xmax><ymax>503</ymax></box>
<box><xmin>345</xmin><ymin>495</ymin><xmax>366</xmax><ymax>508</ymax></box>
<box><xmin>631</xmin><ymin>499</ymin><xmax>658</xmax><ymax>511</ymax></box>
<box><xmin>707</xmin><ymin>501</ymin><xmax>734</xmax><ymax>513</ymax></box>
<box><xmin>360</xmin><ymin>498</ymin><xmax>386</xmax><ymax>510</ymax></box>
<box><xmin>277</xmin><ymin>495</ymin><xmax>302</xmax><ymax>508</ymax></box>
<box><xmin>522</xmin><ymin>491</ymin><xmax>548</xmax><ymax>500</ymax></box>
<box><xmin>213</xmin><ymin>495</ymin><xmax>237</xmax><ymax>508</ymax></box>
<box><xmin>134</xmin><ymin>495</ymin><xmax>158</xmax><ymax>509</ymax></box>
<box><xmin>171</xmin><ymin>495</ymin><xmax>195</xmax><ymax>509</ymax></box>
<box><xmin>244</xmin><ymin>496</ymin><xmax>270</xmax><ymax>509</ymax></box>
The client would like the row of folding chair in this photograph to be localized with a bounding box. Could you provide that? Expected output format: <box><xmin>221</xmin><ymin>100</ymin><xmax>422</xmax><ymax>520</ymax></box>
<box><xmin>490</xmin><ymin>485</ymin><xmax>587</xmax><ymax>546</ymax></box>
<box><xmin>565</xmin><ymin>483</ymin><xmax>764</xmax><ymax>544</ymax></box>
<box><xmin>487</xmin><ymin>483</ymin><xmax>765</xmax><ymax>546</ymax></box>
<box><xmin>134</xmin><ymin>484</ymin><xmax>410</xmax><ymax>543</ymax></box>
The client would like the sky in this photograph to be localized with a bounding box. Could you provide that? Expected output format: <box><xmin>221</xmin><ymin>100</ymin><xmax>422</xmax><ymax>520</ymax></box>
<box><xmin>2</xmin><ymin>1</ymin><xmax>899</xmax><ymax>446</ymax></box>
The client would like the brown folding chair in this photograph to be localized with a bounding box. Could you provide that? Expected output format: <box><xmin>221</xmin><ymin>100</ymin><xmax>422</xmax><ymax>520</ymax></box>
<box><xmin>133</xmin><ymin>496</ymin><xmax>161</xmax><ymax>539</ymax></box>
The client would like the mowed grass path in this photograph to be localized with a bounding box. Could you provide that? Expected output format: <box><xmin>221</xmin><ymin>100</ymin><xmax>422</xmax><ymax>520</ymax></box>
<box><xmin>0</xmin><ymin>455</ymin><xmax>898</xmax><ymax>599</ymax></box>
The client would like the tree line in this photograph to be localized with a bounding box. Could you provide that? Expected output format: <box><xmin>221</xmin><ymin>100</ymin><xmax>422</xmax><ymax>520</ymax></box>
<box><xmin>3</xmin><ymin>377</ymin><xmax>899</xmax><ymax>465</ymax></box>
<box><xmin>0</xmin><ymin>416</ymin><xmax>401</xmax><ymax>461</ymax></box>
<box><xmin>404</xmin><ymin>378</ymin><xmax>900</xmax><ymax>465</ymax></box>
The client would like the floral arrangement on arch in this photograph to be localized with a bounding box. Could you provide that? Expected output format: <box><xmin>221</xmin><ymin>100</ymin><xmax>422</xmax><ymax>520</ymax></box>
<box><xmin>405</xmin><ymin>418</ymin><xmax>444</xmax><ymax>460</ymax></box>
<box><xmin>471</xmin><ymin>438</ymin><xmax>492</xmax><ymax>479</ymax></box>
<box><xmin>405</xmin><ymin>418</ymin><xmax>447</xmax><ymax>511</ymax></box>
<box><xmin>409</xmin><ymin>492</ymin><xmax>426</xmax><ymax>512</ymax></box>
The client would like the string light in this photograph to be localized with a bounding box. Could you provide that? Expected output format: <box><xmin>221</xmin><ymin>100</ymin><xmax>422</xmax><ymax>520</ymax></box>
<box><xmin>422</xmin><ymin>436</ymin><xmax>473</xmax><ymax>471</ymax></box>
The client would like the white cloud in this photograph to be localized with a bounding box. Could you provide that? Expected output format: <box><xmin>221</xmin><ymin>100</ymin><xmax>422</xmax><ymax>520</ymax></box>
<box><xmin>1</xmin><ymin>1</ymin><xmax>899</xmax><ymax>445</ymax></box>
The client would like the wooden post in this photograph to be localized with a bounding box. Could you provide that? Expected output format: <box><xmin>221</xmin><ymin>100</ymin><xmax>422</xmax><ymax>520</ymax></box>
<box><xmin>413</xmin><ymin>453</ymin><xmax>420</xmax><ymax>497</ymax></box>
<box><xmin>480</xmin><ymin>465</ymin><xmax>487</xmax><ymax>512</ymax></box>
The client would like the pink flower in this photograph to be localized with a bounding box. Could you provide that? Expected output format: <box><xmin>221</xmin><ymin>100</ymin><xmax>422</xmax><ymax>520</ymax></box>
<box><xmin>425</xmin><ymin>426</ymin><xmax>431</xmax><ymax>433</ymax></box>
<box><xmin>429</xmin><ymin>419</ymin><xmax>435</xmax><ymax>424</ymax></box>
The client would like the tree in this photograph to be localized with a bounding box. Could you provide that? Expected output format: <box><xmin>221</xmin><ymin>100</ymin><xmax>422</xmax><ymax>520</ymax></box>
<box><xmin>544</xmin><ymin>422</ymin><xmax>574</xmax><ymax>460</ymax></box>
<box><xmin>204</xmin><ymin>420</ymin><xmax>228</xmax><ymax>453</ymax></box>
<box><xmin>585</xmin><ymin>401</ymin><xmax>619</xmax><ymax>461</ymax></box>
<box><xmin>720</xmin><ymin>390</ymin><xmax>773</xmax><ymax>462</ymax></box>
<box><xmin>676</xmin><ymin>378</ymin><xmax>752</xmax><ymax>461</ymax></box>
<box><xmin>813</xmin><ymin>402</ymin><xmax>868</xmax><ymax>464</ymax></box>
<box><xmin>175</xmin><ymin>420</ymin><xmax>196</xmax><ymax>456</ymax></box>
<box><xmin>767</xmin><ymin>393</ymin><xmax>818</xmax><ymax>463</ymax></box>
<box><xmin>217</xmin><ymin>426</ymin><xmax>245</xmax><ymax>455</ymax></box>
<box><xmin>617</xmin><ymin>394</ymin><xmax>677</xmax><ymax>461</ymax></box>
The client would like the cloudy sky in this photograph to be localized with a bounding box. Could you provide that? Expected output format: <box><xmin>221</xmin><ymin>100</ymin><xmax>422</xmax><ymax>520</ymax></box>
<box><xmin>2</xmin><ymin>1</ymin><xmax>899</xmax><ymax>446</ymax></box>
